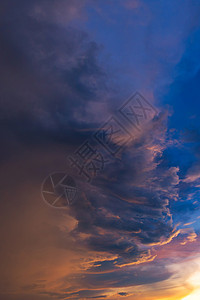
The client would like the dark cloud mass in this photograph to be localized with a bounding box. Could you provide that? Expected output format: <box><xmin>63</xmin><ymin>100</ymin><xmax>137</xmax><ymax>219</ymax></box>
<box><xmin>68</xmin><ymin>113</ymin><xmax>179</xmax><ymax>271</ymax></box>
<box><xmin>1</xmin><ymin>1</ymin><xmax>200</xmax><ymax>300</ymax></box>
<box><xmin>0</xmin><ymin>0</ymin><xmax>108</xmax><ymax>164</ymax></box>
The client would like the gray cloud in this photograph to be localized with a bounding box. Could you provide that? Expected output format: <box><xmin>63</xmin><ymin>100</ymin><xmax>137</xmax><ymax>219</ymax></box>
<box><xmin>67</xmin><ymin>113</ymin><xmax>180</xmax><ymax>275</ymax></box>
<box><xmin>0</xmin><ymin>1</ymin><xmax>191</xmax><ymax>299</ymax></box>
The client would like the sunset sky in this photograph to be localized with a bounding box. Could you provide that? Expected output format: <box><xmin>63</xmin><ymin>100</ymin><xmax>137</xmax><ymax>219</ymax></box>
<box><xmin>1</xmin><ymin>1</ymin><xmax>200</xmax><ymax>299</ymax></box>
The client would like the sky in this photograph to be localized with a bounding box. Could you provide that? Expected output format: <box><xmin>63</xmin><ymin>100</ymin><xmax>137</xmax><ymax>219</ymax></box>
<box><xmin>1</xmin><ymin>0</ymin><xmax>200</xmax><ymax>299</ymax></box>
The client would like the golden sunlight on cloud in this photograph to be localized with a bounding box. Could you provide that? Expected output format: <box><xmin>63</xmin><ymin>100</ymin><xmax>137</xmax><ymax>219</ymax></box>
<box><xmin>182</xmin><ymin>289</ymin><xmax>200</xmax><ymax>300</ymax></box>
<box><xmin>181</xmin><ymin>260</ymin><xmax>200</xmax><ymax>300</ymax></box>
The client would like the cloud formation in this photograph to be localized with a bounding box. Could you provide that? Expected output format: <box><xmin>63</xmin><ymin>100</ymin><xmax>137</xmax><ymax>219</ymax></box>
<box><xmin>1</xmin><ymin>1</ymin><xmax>200</xmax><ymax>300</ymax></box>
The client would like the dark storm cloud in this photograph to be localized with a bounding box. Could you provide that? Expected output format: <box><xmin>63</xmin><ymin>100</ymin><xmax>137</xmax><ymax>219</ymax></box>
<box><xmin>1</xmin><ymin>1</ymin><xmax>193</xmax><ymax>299</ymax></box>
<box><xmin>68</xmin><ymin>112</ymin><xmax>180</xmax><ymax>272</ymax></box>
<box><xmin>0</xmin><ymin>0</ymin><xmax>107</xmax><ymax>163</ymax></box>
<box><xmin>61</xmin><ymin>260</ymin><xmax>171</xmax><ymax>299</ymax></box>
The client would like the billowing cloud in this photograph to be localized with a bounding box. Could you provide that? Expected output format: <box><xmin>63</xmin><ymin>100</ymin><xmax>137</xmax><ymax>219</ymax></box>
<box><xmin>1</xmin><ymin>1</ymin><xmax>200</xmax><ymax>300</ymax></box>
